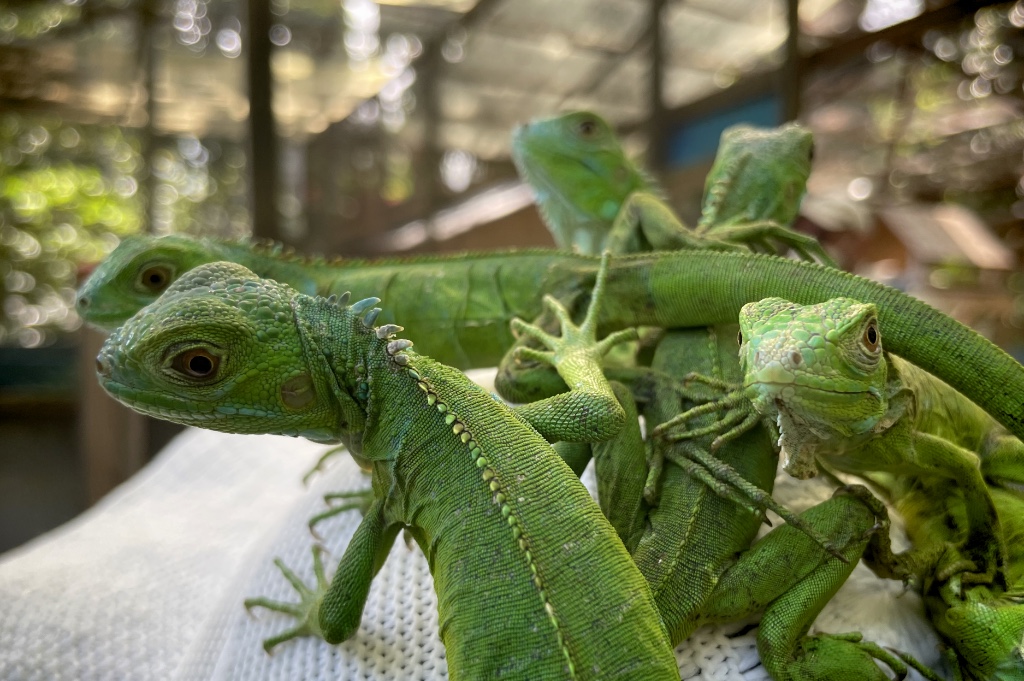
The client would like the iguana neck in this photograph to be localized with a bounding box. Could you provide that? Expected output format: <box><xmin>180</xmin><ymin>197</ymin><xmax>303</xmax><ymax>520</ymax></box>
<box><xmin>697</xmin><ymin>152</ymin><xmax>751</xmax><ymax>232</ymax></box>
<box><xmin>288</xmin><ymin>294</ymin><xmax>380</xmax><ymax>444</ymax></box>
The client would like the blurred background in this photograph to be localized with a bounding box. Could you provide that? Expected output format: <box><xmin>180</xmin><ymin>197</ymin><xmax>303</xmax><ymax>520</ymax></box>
<box><xmin>0</xmin><ymin>0</ymin><xmax>1021</xmax><ymax>553</ymax></box>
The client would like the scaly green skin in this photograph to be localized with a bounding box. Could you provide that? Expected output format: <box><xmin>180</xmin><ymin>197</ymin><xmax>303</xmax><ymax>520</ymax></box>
<box><xmin>696</xmin><ymin>123</ymin><xmax>815</xmax><ymax>239</ymax></box>
<box><xmin>510</xmin><ymin>111</ymin><xmax>830</xmax><ymax>262</ymax></box>
<box><xmin>508</xmin><ymin>111</ymin><xmax>937</xmax><ymax>680</ymax></box>
<box><xmin>867</xmin><ymin>472</ymin><xmax>1024</xmax><ymax>680</ymax></box>
<box><xmin>666</xmin><ymin>297</ymin><xmax>1023</xmax><ymax>675</ymax></box>
<box><xmin>733</xmin><ymin>297</ymin><xmax>1007</xmax><ymax>585</ymax></box>
<box><xmin>76</xmin><ymin>235</ymin><xmax>1024</xmax><ymax>443</ymax></box>
<box><xmin>94</xmin><ymin>259</ymin><xmax>681</xmax><ymax>681</ymax></box>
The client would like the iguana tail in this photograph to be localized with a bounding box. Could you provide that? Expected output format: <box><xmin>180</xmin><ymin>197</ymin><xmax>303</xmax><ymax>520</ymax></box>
<box><xmin>599</xmin><ymin>251</ymin><xmax>1024</xmax><ymax>442</ymax></box>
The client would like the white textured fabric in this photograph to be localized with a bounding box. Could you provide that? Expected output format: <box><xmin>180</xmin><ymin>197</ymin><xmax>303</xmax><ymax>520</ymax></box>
<box><xmin>0</xmin><ymin>369</ymin><xmax>946</xmax><ymax>681</ymax></box>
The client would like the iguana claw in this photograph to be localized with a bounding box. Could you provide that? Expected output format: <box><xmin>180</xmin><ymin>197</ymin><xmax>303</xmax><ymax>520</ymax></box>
<box><xmin>244</xmin><ymin>545</ymin><xmax>330</xmax><ymax>652</ymax></box>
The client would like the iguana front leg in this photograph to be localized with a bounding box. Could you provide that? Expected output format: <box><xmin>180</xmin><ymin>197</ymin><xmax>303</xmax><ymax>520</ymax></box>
<box><xmin>245</xmin><ymin>499</ymin><xmax>399</xmax><ymax>649</ymax></box>
<box><xmin>307</xmin><ymin>487</ymin><xmax>374</xmax><ymax>537</ymax></box>
<box><xmin>867</xmin><ymin>427</ymin><xmax>1005</xmax><ymax>586</ymax></box>
<box><xmin>701</xmin><ymin>218</ymin><xmax>836</xmax><ymax>266</ymax></box>
<box><xmin>510</xmin><ymin>253</ymin><xmax>639</xmax><ymax>443</ymax></box>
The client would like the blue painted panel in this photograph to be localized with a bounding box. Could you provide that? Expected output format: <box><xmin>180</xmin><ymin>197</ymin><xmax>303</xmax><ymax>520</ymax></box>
<box><xmin>665</xmin><ymin>95</ymin><xmax>782</xmax><ymax>168</ymax></box>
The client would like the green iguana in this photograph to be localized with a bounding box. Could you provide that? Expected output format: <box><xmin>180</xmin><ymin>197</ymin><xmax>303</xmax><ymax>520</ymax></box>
<box><xmin>667</xmin><ymin>297</ymin><xmax>1016</xmax><ymax>588</ymax></box>
<box><xmin>94</xmin><ymin>255</ymin><xmax>683</xmax><ymax>680</ymax></box>
<box><xmin>696</xmin><ymin>123</ymin><xmax>821</xmax><ymax>248</ymax></box>
<box><xmin>76</xmin><ymin>236</ymin><xmax>1024</xmax><ymax>448</ymax></box>
<box><xmin>502</xmin><ymin>110</ymin><xmax>942</xmax><ymax>679</ymax></box>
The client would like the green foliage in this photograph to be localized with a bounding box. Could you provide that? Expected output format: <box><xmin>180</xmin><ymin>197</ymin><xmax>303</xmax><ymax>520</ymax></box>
<box><xmin>0</xmin><ymin>113</ymin><xmax>142</xmax><ymax>347</ymax></box>
<box><xmin>0</xmin><ymin>3</ymin><xmax>82</xmax><ymax>42</ymax></box>
<box><xmin>0</xmin><ymin>108</ymin><xmax>253</xmax><ymax>347</ymax></box>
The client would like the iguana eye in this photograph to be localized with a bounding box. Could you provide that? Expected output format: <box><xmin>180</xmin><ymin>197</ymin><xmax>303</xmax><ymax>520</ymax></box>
<box><xmin>577</xmin><ymin>118</ymin><xmax>598</xmax><ymax>137</ymax></box>
<box><xmin>171</xmin><ymin>348</ymin><xmax>220</xmax><ymax>379</ymax></box>
<box><xmin>139</xmin><ymin>265</ymin><xmax>173</xmax><ymax>293</ymax></box>
<box><xmin>862</xmin><ymin>320</ymin><xmax>880</xmax><ymax>352</ymax></box>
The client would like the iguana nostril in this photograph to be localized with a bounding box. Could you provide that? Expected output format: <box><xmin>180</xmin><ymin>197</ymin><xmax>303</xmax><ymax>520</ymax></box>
<box><xmin>95</xmin><ymin>354</ymin><xmax>110</xmax><ymax>377</ymax></box>
<box><xmin>78</xmin><ymin>295</ymin><xmax>90</xmax><ymax>309</ymax></box>
<box><xmin>790</xmin><ymin>351</ymin><xmax>802</xmax><ymax>366</ymax></box>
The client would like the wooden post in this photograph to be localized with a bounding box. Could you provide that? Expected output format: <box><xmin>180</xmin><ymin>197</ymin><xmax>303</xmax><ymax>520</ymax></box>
<box><xmin>647</xmin><ymin>0</ymin><xmax>668</xmax><ymax>171</ymax></box>
<box><xmin>248</xmin><ymin>0</ymin><xmax>280</xmax><ymax>241</ymax></box>
<box><xmin>781</xmin><ymin>0</ymin><xmax>801</xmax><ymax>122</ymax></box>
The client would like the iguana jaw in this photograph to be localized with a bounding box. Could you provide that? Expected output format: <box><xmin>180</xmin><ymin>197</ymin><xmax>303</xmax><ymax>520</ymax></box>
<box><xmin>99</xmin><ymin>375</ymin><xmax>340</xmax><ymax>441</ymax></box>
<box><xmin>745</xmin><ymin>360</ymin><xmax>886</xmax><ymax>479</ymax></box>
<box><xmin>746</xmin><ymin>366</ymin><xmax>885</xmax><ymax>436</ymax></box>
<box><xmin>80</xmin><ymin>310</ymin><xmax>134</xmax><ymax>332</ymax></box>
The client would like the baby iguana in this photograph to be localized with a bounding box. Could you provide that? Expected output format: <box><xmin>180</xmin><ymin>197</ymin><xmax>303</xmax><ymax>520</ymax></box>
<box><xmin>76</xmin><ymin>234</ymin><xmax>1024</xmax><ymax>445</ymax></box>
<box><xmin>510</xmin><ymin>110</ymin><xmax>831</xmax><ymax>263</ymax></box>
<box><xmin>94</xmin><ymin>255</ymin><xmax>682</xmax><ymax>680</ymax></box>
<box><xmin>666</xmin><ymin>297</ymin><xmax>1013</xmax><ymax>587</ymax></box>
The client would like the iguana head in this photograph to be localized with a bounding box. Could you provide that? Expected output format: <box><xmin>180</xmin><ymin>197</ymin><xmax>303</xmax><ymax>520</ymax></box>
<box><xmin>95</xmin><ymin>261</ymin><xmax>366</xmax><ymax>443</ymax></box>
<box><xmin>702</xmin><ymin>123</ymin><xmax>814</xmax><ymax>228</ymax></box>
<box><xmin>77</xmin><ymin>234</ymin><xmax>220</xmax><ymax>331</ymax></box>
<box><xmin>738</xmin><ymin>297</ymin><xmax>888</xmax><ymax>477</ymax></box>
<box><xmin>511</xmin><ymin>110</ymin><xmax>649</xmax><ymax>251</ymax></box>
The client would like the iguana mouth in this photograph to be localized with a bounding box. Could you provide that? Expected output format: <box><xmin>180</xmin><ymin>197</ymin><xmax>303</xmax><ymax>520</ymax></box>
<box><xmin>80</xmin><ymin>310</ymin><xmax>131</xmax><ymax>332</ymax></box>
<box><xmin>748</xmin><ymin>379</ymin><xmax>875</xmax><ymax>396</ymax></box>
<box><xmin>100</xmin><ymin>379</ymin><xmax>225</xmax><ymax>423</ymax></box>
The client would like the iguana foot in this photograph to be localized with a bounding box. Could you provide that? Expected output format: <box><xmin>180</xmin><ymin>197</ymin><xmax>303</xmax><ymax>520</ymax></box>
<box><xmin>308</xmin><ymin>487</ymin><xmax>375</xmax><ymax>538</ymax></box>
<box><xmin>301</xmin><ymin>445</ymin><xmax>350</xmax><ymax>485</ymax></box>
<box><xmin>511</xmin><ymin>252</ymin><xmax>637</xmax><ymax>368</ymax></box>
<box><xmin>769</xmin><ymin>631</ymin><xmax>945</xmax><ymax>681</ymax></box>
<box><xmin>650</xmin><ymin>372</ymin><xmax>760</xmax><ymax>451</ymax></box>
<box><xmin>244</xmin><ymin>546</ymin><xmax>329</xmax><ymax>652</ymax></box>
